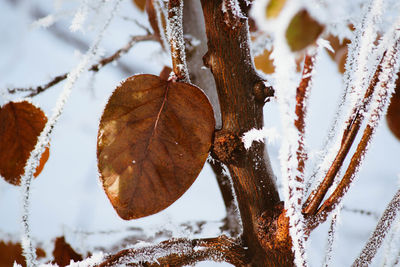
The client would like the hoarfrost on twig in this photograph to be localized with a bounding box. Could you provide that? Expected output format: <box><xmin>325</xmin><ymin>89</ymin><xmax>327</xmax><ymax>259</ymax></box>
<box><xmin>19</xmin><ymin>1</ymin><xmax>122</xmax><ymax>266</ymax></box>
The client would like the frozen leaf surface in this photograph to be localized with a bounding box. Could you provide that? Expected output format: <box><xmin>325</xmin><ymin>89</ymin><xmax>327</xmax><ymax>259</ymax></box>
<box><xmin>97</xmin><ymin>74</ymin><xmax>215</xmax><ymax>220</ymax></box>
<box><xmin>0</xmin><ymin>101</ymin><xmax>49</xmax><ymax>185</ymax></box>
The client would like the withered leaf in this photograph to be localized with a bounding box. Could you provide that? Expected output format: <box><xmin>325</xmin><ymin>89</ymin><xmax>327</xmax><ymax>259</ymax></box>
<box><xmin>0</xmin><ymin>240</ymin><xmax>45</xmax><ymax>267</ymax></box>
<box><xmin>0</xmin><ymin>101</ymin><xmax>49</xmax><ymax>185</ymax></box>
<box><xmin>266</xmin><ymin>0</ymin><xmax>287</xmax><ymax>18</ymax></box>
<box><xmin>387</xmin><ymin>74</ymin><xmax>400</xmax><ymax>141</ymax></box>
<box><xmin>52</xmin><ymin>236</ymin><xmax>83</xmax><ymax>267</ymax></box>
<box><xmin>97</xmin><ymin>74</ymin><xmax>215</xmax><ymax>220</ymax></box>
<box><xmin>132</xmin><ymin>0</ymin><xmax>146</xmax><ymax>11</ymax></box>
<box><xmin>285</xmin><ymin>9</ymin><xmax>324</xmax><ymax>52</ymax></box>
<box><xmin>254</xmin><ymin>49</ymin><xmax>275</xmax><ymax>74</ymax></box>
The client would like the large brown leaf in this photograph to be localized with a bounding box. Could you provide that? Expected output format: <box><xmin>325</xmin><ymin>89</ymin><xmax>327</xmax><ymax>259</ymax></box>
<box><xmin>0</xmin><ymin>101</ymin><xmax>49</xmax><ymax>185</ymax></box>
<box><xmin>97</xmin><ymin>74</ymin><xmax>215</xmax><ymax>220</ymax></box>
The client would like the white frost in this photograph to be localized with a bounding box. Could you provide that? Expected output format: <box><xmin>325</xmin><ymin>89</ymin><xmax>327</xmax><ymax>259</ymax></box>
<box><xmin>242</xmin><ymin>127</ymin><xmax>279</xmax><ymax>149</ymax></box>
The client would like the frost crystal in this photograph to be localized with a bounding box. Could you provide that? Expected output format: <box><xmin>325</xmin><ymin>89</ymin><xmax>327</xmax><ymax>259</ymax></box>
<box><xmin>70</xmin><ymin>0</ymin><xmax>89</xmax><ymax>32</ymax></box>
<box><xmin>242</xmin><ymin>127</ymin><xmax>279</xmax><ymax>149</ymax></box>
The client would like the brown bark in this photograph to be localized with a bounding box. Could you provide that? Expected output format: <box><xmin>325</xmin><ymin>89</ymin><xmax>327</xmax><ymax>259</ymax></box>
<box><xmin>200</xmin><ymin>1</ymin><xmax>293</xmax><ymax>265</ymax></box>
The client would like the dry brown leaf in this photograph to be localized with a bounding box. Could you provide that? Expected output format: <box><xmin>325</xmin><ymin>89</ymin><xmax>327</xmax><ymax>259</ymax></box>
<box><xmin>52</xmin><ymin>236</ymin><xmax>83</xmax><ymax>267</ymax></box>
<box><xmin>0</xmin><ymin>240</ymin><xmax>45</xmax><ymax>267</ymax></box>
<box><xmin>266</xmin><ymin>0</ymin><xmax>287</xmax><ymax>18</ymax></box>
<box><xmin>0</xmin><ymin>101</ymin><xmax>49</xmax><ymax>185</ymax></box>
<box><xmin>254</xmin><ymin>49</ymin><xmax>275</xmax><ymax>74</ymax></box>
<box><xmin>132</xmin><ymin>0</ymin><xmax>146</xmax><ymax>11</ymax></box>
<box><xmin>387</xmin><ymin>75</ymin><xmax>400</xmax><ymax>141</ymax></box>
<box><xmin>285</xmin><ymin>9</ymin><xmax>324</xmax><ymax>52</ymax></box>
<box><xmin>97</xmin><ymin>74</ymin><xmax>215</xmax><ymax>219</ymax></box>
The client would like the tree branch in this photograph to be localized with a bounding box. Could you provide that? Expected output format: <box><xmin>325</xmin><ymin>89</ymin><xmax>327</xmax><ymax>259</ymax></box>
<box><xmin>352</xmin><ymin>189</ymin><xmax>400</xmax><ymax>267</ymax></box>
<box><xmin>201</xmin><ymin>0</ymin><xmax>287</xmax><ymax>265</ymax></box>
<box><xmin>302</xmin><ymin>53</ymin><xmax>383</xmax><ymax>215</ymax></box>
<box><xmin>167</xmin><ymin>0</ymin><xmax>190</xmax><ymax>82</ymax></box>
<box><xmin>307</xmin><ymin>37</ymin><xmax>400</xmax><ymax>229</ymax></box>
<box><xmin>208</xmin><ymin>159</ymin><xmax>241</xmax><ymax>236</ymax></box>
<box><xmin>295</xmin><ymin>53</ymin><xmax>314</xmax><ymax>195</ymax></box>
<box><xmin>96</xmin><ymin>235</ymin><xmax>247</xmax><ymax>267</ymax></box>
<box><xmin>7</xmin><ymin>34</ymin><xmax>157</xmax><ymax>97</ymax></box>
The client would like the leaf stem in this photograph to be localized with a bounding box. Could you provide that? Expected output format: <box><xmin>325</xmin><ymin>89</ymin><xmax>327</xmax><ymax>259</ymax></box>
<box><xmin>167</xmin><ymin>0</ymin><xmax>190</xmax><ymax>82</ymax></box>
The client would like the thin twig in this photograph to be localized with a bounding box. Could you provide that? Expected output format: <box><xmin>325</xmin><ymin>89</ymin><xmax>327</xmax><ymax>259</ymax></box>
<box><xmin>307</xmin><ymin>36</ymin><xmax>400</xmax><ymax>230</ymax></box>
<box><xmin>96</xmin><ymin>235</ymin><xmax>246</xmax><ymax>267</ymax></box>
<box><xmin>295</xmin><ymin>53</ymin><xmax>314</xmax><ymax>196</ymax></box>
<box><xmin>302</xmin><ymin>54</ymin><xmax>383</xmax><ymax>215</ymax></box>
<box><xmin>352</xmin><ymin>189</ymin><xmax>400</xmax><ymax>267</ymax></box>
<box><xmin>208</xmin><ymin>159</ymin><xmax>241</xmax><ymax>236</ymax></box>
<box><xmin>167</xmin><ymin>0</ymin><xmax>190</xmax><ymax>82</ymax></box>
<box><xmin>7</xmin><ymin>34</ymin><xmax>157</xmax><ymax>97</ymax></box>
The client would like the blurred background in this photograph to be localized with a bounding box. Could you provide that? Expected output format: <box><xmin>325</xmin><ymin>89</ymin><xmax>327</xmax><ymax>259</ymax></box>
<box><xmin>0</xmin><ymin>0</ymin><xmax>399</xmax><ymax>266</ymax></box>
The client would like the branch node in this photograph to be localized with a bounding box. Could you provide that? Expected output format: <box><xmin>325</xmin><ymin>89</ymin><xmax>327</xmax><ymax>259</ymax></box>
<box><xmin>254</xmin><ymin>80</ymin><xmax>274</xmax><ymax>104</ymax></box>
<box><xmin>211</xmin><ymin>130</ymin><xmax>245</xmax><ymax>165</ymax></box>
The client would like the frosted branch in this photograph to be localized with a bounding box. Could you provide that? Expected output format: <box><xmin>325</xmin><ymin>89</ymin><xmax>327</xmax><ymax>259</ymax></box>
<box><xmin>307</xmin><ymin>27</ymin><xmax>400</xmax><ymax>230</ymax></box>
<box><xmin>7</xmin><ymin>34</ymin><xmax>157</xmax><ymax>97</ymax></box>
<box><xmin>322</xmin><ymin>205</ymin><xmax>342</xmax><ymax>267</ymax></box>
<box><xmin>19</xmin><ymin>1</ymin><xmax>122</xmax><ymax>266</ymax></box>
<box><xmin>167</xmin><ymin>0</ymin><xmax>190</xmax><ymax>82</ymax></box>
<box><xmin>97</xmin><ymin>236</ymin><xmax>246</xmax><ymax>266</ymax></box>
<box><xmin>352</xmin><ymin>189</ymin><xmax>400</xmax><ymax>266</ymax></box>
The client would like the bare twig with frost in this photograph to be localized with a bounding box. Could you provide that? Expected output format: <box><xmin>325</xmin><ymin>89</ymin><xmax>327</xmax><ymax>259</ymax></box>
<box><xmin>270</xmin><ymin>2</ymin><xmax>308</xmax><ymax>265</ymax></box>
<box><xmin>322</xmin><ymin>205</ymin><xmax>342</xmax><ymax>267</ymax></box>
<box><xmin>19</xmin><ymin>1</ymin><xmax>122</xmax><ymax>266</ymax></box>
<box><xmin>305</xmin><ymin>0</ymin><xmax>383</xmax><ymax>204</ymax></box>
<box><xmin>167</xmin><ymin>0</ymin><xmax>190</xmax><ymax>82</ymax></box>
<box><xmin>295</xmin><ymin>53</ymin><xmax>315</xmax><ymax>196</ymax></box>
<box><xmin>307</xmin><ymin>32</ymin><xmax>400</xmax><ymax>230</ymax></box>
<box><xmin>352</xmin><ymin>189</ymin><xmax>400</xmax><ymax>266</ymax></box>
<box><xmin>7</xmin><ymin>34</ymin><xmax>157</xmax><ymax>97</ymax></box>
<box><xmin>208</xmin><ymin>159</ymin><xmax>241</xmax><ymax>236</ymax></box>
<box><xmin>97</xmin><ymin>235</ymin><xmax>246</xmax><ymax>267</ymax></box>
<box><xmin>302</xmin><ymin>55</ymin><xmax>383</xmax><ymax>215</ymax></box>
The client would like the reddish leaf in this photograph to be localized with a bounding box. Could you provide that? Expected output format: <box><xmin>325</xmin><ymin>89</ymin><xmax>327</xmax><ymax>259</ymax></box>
<box><xmin>0</xmin><ymin>101</ymin><xmax>49</xmax><ymax>185</ymax></box>
<box><xmin>285</xmin><ymin>9</ymin><xmax>324</xmax><ymax>52</ymax></box>
<box><xmin>254</xmin><ymin>49</ymin><xmax>275</xmax><ymax>74</ymax></box>
<box><xmin>0</xmin><ymin>240</ymin><xmax>45</xmax><ymax>267</ymax></box>
<box><xmin>266</xmin><ymin>0</ymin><xmax>287</xmax><ymax>18</ymax></box>
<box><xmin>97</xmin><ymin>74</ymin><xmax>215</xmax><ymax>219</ymax></box>
<box><xmin>387</xmin><ymin>76</ymin><xmax>400</xmax><ymax>141</ymax></box>
<box><xmin>132</xmin><ymin>0</ymin><xmax>146</xmax><ymax>11</ymax></box>
<box><xmin>52</xmin><ymin>236</ymin><xmax>83</xmax><ymax>266</ymax></box>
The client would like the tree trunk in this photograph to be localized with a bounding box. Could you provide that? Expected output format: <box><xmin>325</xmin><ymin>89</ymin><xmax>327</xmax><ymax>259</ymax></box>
<box><xmin>200</xmin><ymin>0</ymin><xmax>294</xmax><ymax>265</ymax></box>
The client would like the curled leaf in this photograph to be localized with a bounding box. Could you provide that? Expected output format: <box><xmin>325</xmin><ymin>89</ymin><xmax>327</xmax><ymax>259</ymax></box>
<box><xmin>285</xmin><ymin>9</ymin><xmax>324</xmax><ymax>52</ymax></box>
<box><xmin>97</xmin><ymin>74</ymin><xmax>215</xmax><ymax>219</ymax></box>
<box><xmin>0</xmin><ymin>101</ymin><xmax>49</xmax><ymax>185</ymax></box>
